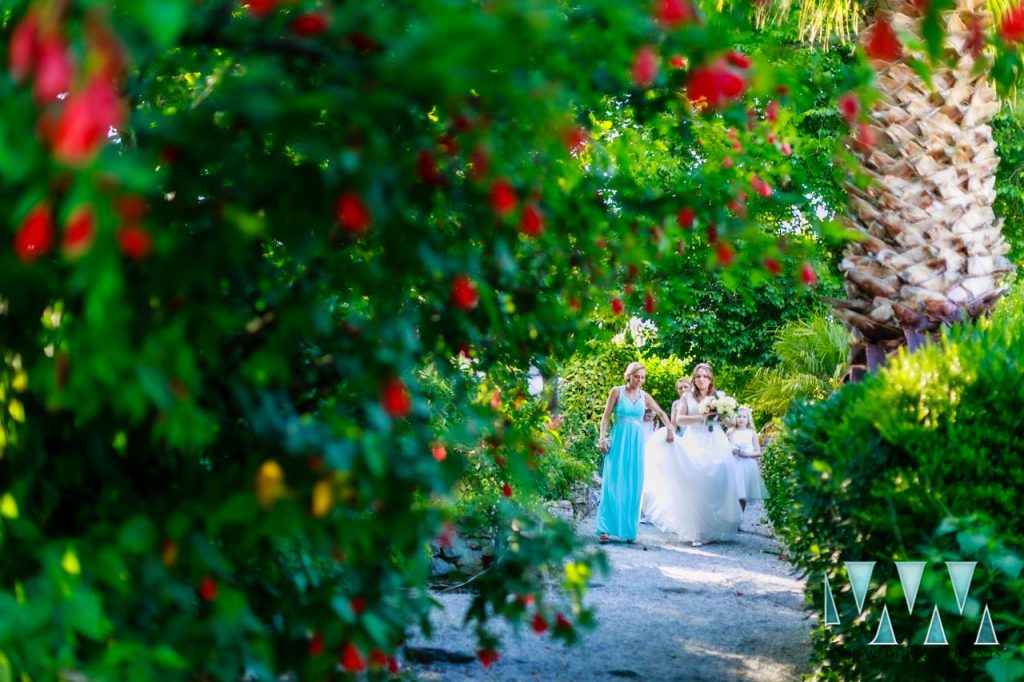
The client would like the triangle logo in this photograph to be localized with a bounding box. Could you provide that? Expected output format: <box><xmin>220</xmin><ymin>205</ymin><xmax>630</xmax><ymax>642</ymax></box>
<box><xmin>975</xmin><ymin>605</ymin><xmax>999</xmax><ymax>646</ymax></box>
<box><xmin>946</xmin><ymin>562</ymin><xmax>976</xmax><ymax>615</ymax></box>
<box><xmin>895</xmin><ymin>561</ymin><xmax>926</xmax><ymax>614</ymax></box>
<box><xmin>845</xmin><ymin>561</ymin><xmax>876</xmax><ymax>614</ymax></box>
<box><xmin>924</xmin><ymin>605</ymin><xmax>949</xmax><ymax>646</ymax></box>
<box><xmin>824</xmin><ymin>574</ymin><xmax>841</xmax><ymax>625</ymax></box>
<box><xmin>869</xmin><ymin>604</ymin><xmax>897</xmax><ymax>646</ymax></box>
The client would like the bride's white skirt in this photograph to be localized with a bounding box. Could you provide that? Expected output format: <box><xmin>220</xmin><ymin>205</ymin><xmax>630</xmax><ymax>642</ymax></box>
<box><xmin>642</xmin><ymin>425</ymin><xmax>741</xmax><ymax>543</ymax></box>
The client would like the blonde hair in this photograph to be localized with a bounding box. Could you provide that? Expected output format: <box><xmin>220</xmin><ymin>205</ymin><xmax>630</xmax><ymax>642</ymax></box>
<box><xmin>691</xmin><ymin>362</ymin><xmax>716</xmax><ymax>401</ymax></box>
<box><xmin>732</xmin><ymin>406</ymin><xmax>756</xmax><ymax>431</ymax></box>
<box><xmin>623</xmin><ymin>361</ymin><xmax>646</xmax><ymax>381</ymax></box>
<box><xmin>675</xmin><ymin>376</ymin><xmax>692</xmax><ymax>394</ymax></box>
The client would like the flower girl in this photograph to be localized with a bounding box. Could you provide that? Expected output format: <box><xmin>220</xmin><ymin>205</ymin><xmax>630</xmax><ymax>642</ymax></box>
<box><xmin>728</xmin><ymin>407</ymin><xmax>768</xmax><ymax>512</ymax></box>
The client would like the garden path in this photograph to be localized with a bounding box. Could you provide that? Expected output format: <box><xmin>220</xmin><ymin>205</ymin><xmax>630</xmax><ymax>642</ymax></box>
<box><xmin>407</xmin><ymin>500</ymin><xmax>814</xmax><ymax>681</ymax></box>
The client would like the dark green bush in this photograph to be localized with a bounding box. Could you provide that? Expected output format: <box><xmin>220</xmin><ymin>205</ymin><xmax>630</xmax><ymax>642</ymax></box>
<box><xmin>779</xmin><ymin>287</ymin><xmax>1024</xmax><ymax>680</ymax></box>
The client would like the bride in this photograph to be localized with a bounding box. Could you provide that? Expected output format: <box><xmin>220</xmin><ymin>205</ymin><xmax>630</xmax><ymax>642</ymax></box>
<box><xmin>642</xmin><ymin>363</ymin><xmax>741</xmax><ymax>546</ymax></box>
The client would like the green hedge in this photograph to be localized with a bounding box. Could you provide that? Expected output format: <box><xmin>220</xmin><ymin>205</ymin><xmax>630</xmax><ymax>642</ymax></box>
<box><xmin>777</xmin><ymin>286</ymin><xmax>1024</xmax><ymax>680</ymax></box>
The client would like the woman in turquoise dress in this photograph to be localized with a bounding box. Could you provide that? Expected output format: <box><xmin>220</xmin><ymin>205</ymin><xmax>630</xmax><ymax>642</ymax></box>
<box><xmin>596</xmin><ymin>362</ymin><xmax>674</xmax><ymax>544</ymax></box>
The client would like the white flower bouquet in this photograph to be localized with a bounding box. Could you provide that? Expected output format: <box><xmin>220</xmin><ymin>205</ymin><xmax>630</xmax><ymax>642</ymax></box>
<box><xmin>697</xmin><ymin>394</ymin><xmax>739</xmax><ymax>431</ymax></box>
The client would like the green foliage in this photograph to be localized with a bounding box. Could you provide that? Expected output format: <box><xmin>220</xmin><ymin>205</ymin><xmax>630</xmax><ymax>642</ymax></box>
<box><xmin>745</xmin><ymin>312</ymin><xmax>848</xmax><ymax>422</ymax></box>
<box><xmin>776</xmin><ymin>282</ymin><xmax>1024</xmax><ymax>680</ymax></box>
<box><xmin>759</xmin><ymin>422</ymin><xmax>796</xmax><ymax>531</ymax></box>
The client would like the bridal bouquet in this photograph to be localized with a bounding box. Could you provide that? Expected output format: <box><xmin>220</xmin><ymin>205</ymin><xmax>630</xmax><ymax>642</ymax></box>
<box><xmin>697</xmin><ymin>395</ymin><xmax>739</xmax><ymax>432</ymax></box>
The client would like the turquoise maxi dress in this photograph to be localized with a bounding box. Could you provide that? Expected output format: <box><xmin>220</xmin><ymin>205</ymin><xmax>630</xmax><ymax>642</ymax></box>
<box><xmin>596</xmin><ymin>386</ymin><xmax>647</xmax><ymax>541</ymax></box>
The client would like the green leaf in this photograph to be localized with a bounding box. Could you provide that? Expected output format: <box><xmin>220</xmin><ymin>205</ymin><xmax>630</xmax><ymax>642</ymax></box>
<box><xmin>67</xmin><ymin>590</ymin><xmax>109</xmax><ymax>640</ymax></box>
<box><xmin>136</xmin><ymin>0</ymin><xmax>190</xmax><ymax>48</ymax></box>
<box><xmin>119</xmin><ymin>515</ymin><xmax>156</xmax><ymax>553</ymax></box>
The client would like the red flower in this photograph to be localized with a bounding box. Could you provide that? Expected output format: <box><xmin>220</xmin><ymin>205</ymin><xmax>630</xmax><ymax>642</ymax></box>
<box><xmin>706</xmin><ymin>223</ymin><xmax>718</xmax><ymax>244</ymax></box>
<box><xmin>757</xmin><ymin>181</ymin><xmax>772</xmax><ymax>198</ymax></box>
<box><xmin>370</xmin><ymin>650</ymin><xmax>389</xmax><ymax>668</ymax></box>
<box><xmin>309</xmin><ymin>631</ymin><xmax>324</xmax><ymax>657</ymax></box>
<box><xmin>644</xmin><ymin>292</ymin><xmax>656</xmax><ymax>314</ymax></box>
<box><xmin>416</xmin><ymin>149</ymin><xmax>442</xmax><ymax>185</ymax></box>
<box><xmin>117</xmin><ymin>225</ymin><xmax>152</xmax><ymax>260</ymax></box>
<box><xmin>469</xmin><ymin>145</ymin><xmax>490</xmax><ymax>182</ymax></box>
<box><xmin>387</xmin><ymin>657</ymin><xmax>401</xmax><ymax>674</ymax></box>
<box><xmin>199</xmin><ymin>575</ymin><xmax>218</xmax><ymax>603</ymax></box>
<box><xmin>624</xmin><ymin>282</ymin><xmax>635</xmax><ymax>295</ymax></box>
<box><xmin>781</xmin><ymin>141</ymin><xmax>793</xmax><ymax>156</ymax></box>
<box><xmin>716</xmin><ymin>242</ymin><xmax>734</xmax><ymax>267</ymax></box>
<box><xmin>555</xmin><ymin>613</ymin><xmax>573</xmax><ymax>630</ymax></box>
<box><xmin>245</xmin><ymin>0</ymin><xmax>276</xmax><ymax>16</ymax></box>
<box><xmin>1002</xmin><ymin>5</ymin><xmax>1024</xmax><ymax>44</ymax></box>
<box><xmin>9</xmin><ymin>11</ymin><xmax>39</xmax><ymax>82</ymax></box>
<box><xmin>502</xmin><ymin>482</ymin><xmax>513</xmax><ymax>498</ymax></box>
<box><xmin>34</xmin><ymin>38</ymin><xmax>73</xmax><ymax>103</ymax></box>
<box><xmin>381</xmin><ymin>378</ymin><xmax>412</xmax><ymax>418</ymax></box>
<box><xmin>516</xmin><ymin>593</ymin><xmax>536</xmax><ymax>607</ymax></box>
<box><xmin>564</xmin><ymin>127</ymin><xmax>589</xmax><ymax>154</ymax></box>
<box><xmin>491</xmin><ymin>179</ymin><xmax>517</xmax><ymax>218</ymax></box>
<box><xmin>631</xmin><ymin>45</ymin><xmax>659</xmax><ymax>88</ymax></box>
<box><xmin>677</xmin><ymin>207</ymin><xmax>695</xmax><ymax>229</ymax></box>
<box><xmin>63</xmin><ymin>206</ymin><xmax>96</xmax><ymax>258</ymax></box>
<box><xmin>432</xmin><ymin>445</ymin><xmax>447</xmax><ymax>462</ymax></box>
<box><xmin>800</xmin><ymin>262</ymin><xmax>818</xmax><ymax>285</ymax></box>
<box><xmin>51</xmin><ymin>79</ymin><xmax>124</xmax><ymax>165</ymax></box>
<box><xmin>611</xmin><ymin>297</ymin><xmax>624</xmax><ymax>315</ymax></box>
<box><xmin>722</xmin><ymin>156</ymin><xmax>734</xmax><ymax>169</ymax></box>
<box><xmin>532</xmin><ymin>613</ymin><xmax>549</xmax><ymax>633</ymax></box>
<box><xmin>351</xmin><ymin>596</ymin><xmax>366</xmax><ymax>615</ymax></box>
<box><xmin>686</xmin><ymin>61</ymin><xmax>747</xmax><ymax>109</ymax></box>
<box><xmin>865</xmin><ymin>16</ymin><xmax>902</xmax><ymax>61</ymax></box>
<box><xmin>114</xmin><ymin>195</ymin><xmax>147</xmax><ymax>222</ymax></box>
<box><xmin>341</xmin><ymin>643</ymin><xmax>366</xmax><ymax>672</ymax></box>
<box><xmin>477</xmin><ymin>648</ymin><xmax>500</xmax><ymax>668</ymax></box>
<box><xmin>654</xmin><ymin>0</ymin><xmax>695</xmax><ymax>29</ymax></box>
<box><xmin>291</xmin><ymin>12</ymin><xmax>329</xmax><ymax>37</ymax></box>
<box><xmin>520</xmin><ymin>204</ymin><xmax>545</xmax><ymax>237</ymax></box>
<box><xmin>435</xmin><ymin>134</ymin><xmax>459</xmax><ymax>156</ymax></box>
<box><xmin>726</xmin><ymin>51</ymin><xmax>752</xmax><ymax>69</ymax></box>
<box><xmin>856</xmin><ymin>122</ymin><xmax>876</xmax><ymax>149</ymax></box>
<box><xmin>838</xmin><ymin>93</ymin><xmax>860</xmax><ymax>124</ymax></box>
<box><xmin>336</xmin><ymin>192</ymin><xmax>372</xmax><ymax>235</ymax></box>
<box><xmin>670</xmin><ymin>54</ymin><xmax>687</xmax><ymax>69</ymax></box>
<box><xmin>14</xmin><ymin>204</ymin><xmax>54</xmax><ymax>263</ymax></box>
<box><xmin>451</xmin><ymin>275</ymin><xmax>480</xmax><ymax>310</ymax></box>
<box><xmin>763</xmin><ymin>257</ymin><xmax>782</xmax><ymax>275</ymax></box>
<box><xmin>765</xmin><ymin>100</ymin><xmax>779</xmax><ymax>122</ymax></box>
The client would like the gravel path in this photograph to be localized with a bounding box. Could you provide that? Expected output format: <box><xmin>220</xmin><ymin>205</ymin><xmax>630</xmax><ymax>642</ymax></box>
<box><xmin>407</xmin><ymin>501</ymin><xmax>813</xmax><ymax>681</ymax></box>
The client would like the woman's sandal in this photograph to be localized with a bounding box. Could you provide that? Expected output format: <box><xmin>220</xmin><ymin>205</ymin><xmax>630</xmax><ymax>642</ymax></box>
<box><xmin>598</xmin><ymin>534</ymin><xmax>610</xmax><ymax>544</ymax></box>
<box><xmin>626</xmin><ymin>539</ymin><xmax>641</xmax><ymax>546</ymax></box>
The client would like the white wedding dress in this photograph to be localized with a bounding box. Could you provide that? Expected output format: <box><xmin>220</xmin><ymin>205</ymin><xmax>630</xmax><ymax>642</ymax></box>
<box><xmin>642</xmin><ymin>393</ymin><xmax>741</xmax><ymax>543</ymax></box>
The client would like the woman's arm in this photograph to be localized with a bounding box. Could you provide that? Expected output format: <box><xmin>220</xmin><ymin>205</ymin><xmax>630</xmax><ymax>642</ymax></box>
<box><xmin>644</xmin><ymin>393</ymin><xmax>675</xmax><ymax>442</ymax></box>
<box><xmin>751</xmin><ymin>431</ymin><xmax>762</xmax><ymax>456</ymax></box>
<box><xmin>674</xmin><ymin>395</ymin><xmax>705</xmax><ymax>426</ymax></box>
<box><xmin>597</xmin><ymin>387</ymin><xmax>619</xmax><ymax>452</ymax></box>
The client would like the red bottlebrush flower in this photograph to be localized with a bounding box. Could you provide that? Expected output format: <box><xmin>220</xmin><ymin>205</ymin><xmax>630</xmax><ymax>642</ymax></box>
<box><xmin>758</xmin><ymin>182</ymin><xmax>772</xmax><ymax>198</ymax></box>
<box><xmin>727</xmin><ymin>199</ymin><xmax>745</xmax><ymax>218</ymax></box>
<box><xmin>644</xmin><ymin>292</ymin><xmax>656</xmax><ymax>314</ymax></box>
<box><xmin>856</xmin><ymin>122</ymin><xmax>877</xmax><ymax>149</ymax></box>
<box><xmin>763</xmin><ymin>257</ymin><xmax>782</xmax><ymax>275</ymax></box>
<box><xmin>564</xmin><ymin>127</ymin><xmax>589</xmax><ymax>154</ymax></box>
<box><xmin>199</xmin><ymin>575</ymin><xmax>218</xmax><ymax>603</ymax></box>
<box><xmin>336</xmin><ymin>192</ymin><xmax>372</xmax><ymax>235</ymax></box>
<box><xmin>14</xmin><ymin>204</ymin><xmax>54</xmax><ymax>262</ymax></box>
<box><xmin>967</xmin><ymin>14</ymin><xmax>986</xmax><ymax>57</ymax></box>
<box><xmin>631</xmin><ymin>45</ymin><xmax>659</xmax><ymax>88</ymax></box>
<box><xmin>416</xmin><ymin>149</ymin><xmax>442</xmax><ymax>185</ymax></box>
<box><xmin>706</xmin><ymin>223</ymin><xmax>718</xmax><ymax>244</ymax></box>
<box><xmin>469</xmin><ymin>146</ymin><xmax>490</xmax><ymax>182</ymax></box>
<box><xmin>716</xmin><ymin>242</ymin><xmax>734</xmax><ymax>266</ymax></box>
<box><xmin>351</xmin><ymin>596</ymin><xmax>366</xmax><ymax>615</ymax></box>
<box><xmin>520</xmin><ymin>204</ymin><xmax>546</xmax><ymax>237</ymax></box>
<box><xmin>1001</xmin><ymin>5</ymin><xmax>1024</xmax><ymax>44</ymax></box>
<box><xmin>491</xmin><ymin>179</ymin><xmax>517</xmax><ymax>218</ymax></box>
<box><xmin>800</xmin><ymin>262</ymin><xmax>818</xmax><ymax>285</ymax></box>
<box><xmin>490</xmin><ymin>389</ymin><xmax>501</xmax><ymax>409</ymax></box>
<box><xmin>611</xmin><ymin>297</ymin><xmax>624</xmax><ymax>315</ymax></box>
<box><xmin>677</xmin><ymin>207</ymin><xmax>695</xmax><ymax>229</ymax></box>
<box><xmin>451</xmin><ymin>275</ymin><xmax>480</xmax><ymax>310</ymax></box>
<box><xmin>670</xmin><ymin>54</ymin><xmax>687</xmax><ymax>69</ymax></box>
<box><xmin>9</xmin><ymin>11</ymin><xmax>38</xmax><ymax>82</ymax></box>
<box><xmin>517</xmin><ymin>593</ymin><xmax>536</xmax><ymax>607</ymax></box>
<box><xmin>686</xmin><ymin>61</ymin><xmax>747</xmax><ymax>109</ymax></box>
<box><xmin>726</xmin><ymin>51</ymin><xmax>752</xmax><ymax>69</ymax></box>
<box><xmin>63</xmin><ymin>206</ymin><xmax>96</xmax><ymax>257</ymax></box>
<box><xmin>387</xmin><ymin>657</ymin><xmax>401</xmax><ymax>674</ymax></box>
<box><xmin>624</xmin><ymin>282</ymin><xmax>635</xmax><ymax>296</ymax></box>
<box><xmin>309</xmin><ymin>631</ymin><xmax>324</xmax><ymax>657</ymax></box>
<box><xmin>435</xmin><ymin>134</ymin><xmax>459</xmax><ymax>156</ymax></box>
<box><xmin>432</xmin><ymin>445</ymin><xmax>447</xmax><ymax>462</ymax></box>
<box><xmin>117</xmin><ymin>225</ymin><xmax>152</xmax><ymax>260</ymax></box>
<box><xmin>381</xmin><ymin>378</ymin><xmax>412</xmax><ymax>418</ymax></box>
<box><xmin>838</xmin><ymin>93</ymin><xmax>860</xmax><ymax>124</ymax></box>
<box><xmin>555</xmin><ymin>613</ymin><xmax>573</xmax><ymax>630</ymax></box>
<box><xmin>51</xmin><ymin>79</ymin><xmax>124</xmax><ymax>165</ymax></box>
<box><xmin>341</xmin><ymin>643</ymin><xmax>366</xmax><ymax>672</ymax></box>
<box><xmin>654</xmin><ymin>0</ymin><xmax>695</xmax><ymax>29</ymax></box>
<box><xmin>501</xmin><ymin>482</ymin><xmax>513</xmax><ymax>498</ymax></box>
<box><xmin>34</xmin><ymin>38</ymin><xmax>73</xmax><ymax>103</ymax></box>
<box><xmin>245</xmin><ymin>0</ymin><xmax>276</xmax><ymax>17</ymax></box>
<box><xmin>781</xmin><ymin>141</ymin><xmax>793</xmax><ymax>156</ymax></box>
<box><xmin>370</xmin><ymin>650</ymin><xmax>389</xmax><ymax>668</ymax></box>
<box><xmin>723</xmin><ymin>156</ymin><xmax>734</xmax><ymax>169</ymax></box>
<box><xmin>532</xmin><ymin>613</ymin><xmax>549</xmax><ymax>633</ymax></box>
<box><xmin>766</xmin><ymin>100</ymin><xmax>779</xmax><ymax>122</ymax></box>
<box><xmin>477</xmin><ymin>648</ymin><xmax>500</xmax><ymax>668</ymax></box>
<box><xmin>865</xmin><ymin>16</ymin><xmax>902</xmax><ymax>61</ymax></box>
<box><xmin>115</xmin><ymin>195</ymin><xmax>148</xmax><ymax>222</ymax></box>
<box><xmin>291</xmin><ymin>12</ymin><xmax>329</xmax><ymax>37</ymax></box>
